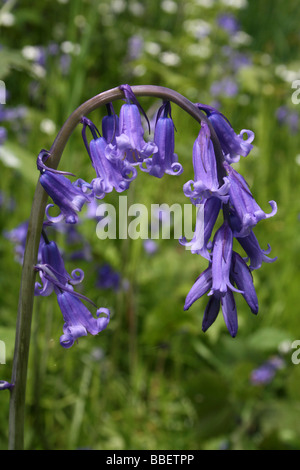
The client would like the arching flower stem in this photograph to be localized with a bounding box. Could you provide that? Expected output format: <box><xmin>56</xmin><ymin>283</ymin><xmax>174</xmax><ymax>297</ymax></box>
<box><xmin>8</xmin><ymin>85</ymin><xmax>224</xmax><ymax>450</ymax></box>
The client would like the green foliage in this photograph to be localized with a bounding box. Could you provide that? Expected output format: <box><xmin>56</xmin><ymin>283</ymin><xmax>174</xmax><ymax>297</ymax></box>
<box><xmin>0</xmin><ymin>0</ymin><xmax>300</xmax><ymax>451</ymax></box>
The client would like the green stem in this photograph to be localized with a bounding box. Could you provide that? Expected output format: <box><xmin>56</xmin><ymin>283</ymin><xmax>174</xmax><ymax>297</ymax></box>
<box><xmin>8</xmin><ymin>85</ymin><xmax>223</xmax><ymax>450</ymax></box>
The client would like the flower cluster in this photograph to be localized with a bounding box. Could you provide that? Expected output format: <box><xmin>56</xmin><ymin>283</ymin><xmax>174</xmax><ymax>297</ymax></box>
<box><xmin>34</xmin><ymin>84</ymin><xmax>277</xmax><ymax>346</ymax></box>
<box><xmin>35</xmin><ymin>85</ymin><xmax>183</xmax><ymax>348</ymax></box>
<box><xmin>181</xmin><ymin>104</ymin><xmax>277</xmax><ymax>337</ymax></box>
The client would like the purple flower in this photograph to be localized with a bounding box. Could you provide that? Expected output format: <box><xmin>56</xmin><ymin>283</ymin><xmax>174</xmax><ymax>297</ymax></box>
<box><xmin>140</xmin><ymin>101</ymin><xmax>183</xmax><ymax>178</ymax></box>
<box><xmin>96</xmin><ymin>264</ymin><xmax>121</xmax><ymax>291</ymax></box>
<box><xmin>180</xmin><ymin>197</ymin><xmax>221</xmax><ymax>260</ymax></box>
<box><xmin>250</xmin><ymin>356</ymin><xmax>285</xmax><ymax>386</ymax></box>
<box><xmin>196</xmin><ymin>104</ymin><xmax>254</xmax><ymax>163</ymax></box>
<box><xmin>102</xmin><ymin>103</ymin><xmax>120</xmax><ymax>145</ymax></box>
<box><xmin>209</xmin><ymin>221</ymin><xmax>241</xmax><ymax>298</ymax></box>
<box><xmin>37</xmin><ymin>150</ymin><xmax>90</xmax><ymax>224</ymax></box>
<box><xmin>143</xmin><ymin>239</ymin><xmax>158</xmax><ymax>255</ymax></box>
<box><xmin>0</xmin><ymin>126</ymin><xmax>7</xmax><ymax>144</ymax></box>
<box><xmin>57</xmin><ymin>291</ymin><xmax>110</xmax><ymax>349</ymax></box>
<box><xmin>183</xmin><ymin>225</ymin><xmax>258</xmax><ymax>337</ymax></box>
<box><xmin>184</xmin><ymin>265</ymin><xmax>239</xmax><ymax>337</ymax></box>
<box><xmin>81</xmin><ymin>116</ymin><xmax>137</xmax><ymax>199</ymax></box>
<box><xmin>224</xmin><ymin>161</ymin><xmax>277</xmax><ymax>237</ymax></box>
<box><xmin>220</xmin><ymin>290</ymin><xmax>238</xmax><ymax>338</ymax></box>
<box><xmin>210</xmin><ymin>78</ymin><xmax>239</xmax><ymax>98</ymax></box>
<box><xmin>184</xmin><ymin>266</ymin><xmax>212</xmax><ymax>311</ymax></box>
<box><xmin>183</xmin><ymin>121</ymin><xmax>230</xmax><ymax>203</ymax></box>
<box><xmin>230</xmin><ymin>252</ymin><xmax>258</xmax><ymax>314</ymax></box>
<box><xmin>116</xmin><ymin>84</ymin><xmax>158</xmax><ymax>165</ymax></box>
<box><xmin>35</xmin><ymin>240</ymin><xmax>84</xmax><ymax>297</ymax></box>
<box><xmin>237</xmin><ymin>230</ymin><xmax>277</xmax><ymax>270</ymax></box>
<box><xmin>217</xmin><ymin>13</ymin><xmax>240</xmax><ymax>34</ymax></box>
<box><xmin>35</xmin><ymin>239</ymin><xmax>110</xmax><ymax>348</ymax></box>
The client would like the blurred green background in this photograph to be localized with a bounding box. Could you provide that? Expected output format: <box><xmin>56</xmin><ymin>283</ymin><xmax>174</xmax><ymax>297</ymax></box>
<box><xmin>0</xmin><ymin>0</ymin><xmax>300</xmax><ymax>450</ymax></box>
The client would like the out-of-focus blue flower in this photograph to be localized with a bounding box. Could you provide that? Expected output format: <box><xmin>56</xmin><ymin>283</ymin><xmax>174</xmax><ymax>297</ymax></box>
<box><xmin>276</xmin><ymin>106</ymin><xmax>299</xmax><ymax>134</ymax></box>
<box><xmin>224</xmin><ymin>161</ymin><xmax>277</xmax><ymax>238</ymax></box>
<box><xmin>37</xmin><ymin>149</ymin><xmax>91</xmax><ymax>224</ymax></box>
<box><xmin>183</xmin><ymin>121</ymin><xmax>230</xmax><ymax>203</ymax></box>
<box><xmin>0</xmin><ymin>126</ymin><xmax>7</xmax><ymax>144</ymax></box>
<box><xmin>140</xmin><ymin>101</ymin><xmax>183</xmax><ymax>178</ymax></box>
<box><xmin>116</xmin><ymin>84</ymin><xmax>157</xmax><ymax>165</ymax></box>
<box><xmin>96</xmin><ymin>264</ymin><xmax>121</xmax><ymax>291</ymax></box>
<box><xmin>196</xmin><ymin>103</ymin><xmax>254</xmax><ymax>164</ymax></box>
<box><xmin>250</xmin><ymin>356</ymin><xmax>285</xmax><ymax>386</ymax></box>
<box><xmin>0</xmin><ymin>380</ymin><xmax>14</xmax><ymax>391</ymax></box>
<box><xmin>4</xmin><ymin>220</ymin><xmax>43</xmax><ymax>264</ymax></box>
<box><xmin>143</xmin><ymin>238</ymin><xmax>158</xmax><ymax>255</ymax></box>
<box><xmin>217</xmin><ymin>13</ymin><xmax>240</xmax><ymax>34</ymax></box>
<box><xmin>210</xmin><ymin>77</ymin><xmax>239</xmax><ymax>98</ymax></box>
<box><xmin>127</xmin><ymin>35</ymin><xmax>144</xmax><ymax>61</ymax></box>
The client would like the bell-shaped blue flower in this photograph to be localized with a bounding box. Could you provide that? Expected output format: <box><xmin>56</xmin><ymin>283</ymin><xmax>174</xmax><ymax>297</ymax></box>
<box><xmin>57</xmin><ymin>291</ymin><xmax>110</xmax><ymax>349</ymax></box>
<box><xmin>35</xmin><ymin>240</ymin><xmax>84</xmax><ymax>297</ymax></box>
<box><xmin>183</xmin><ymin>122</ymin><xmax>230</xmax><ymax>203</ymax></box>
<box><xmin>34</xmin><ymin>238</ymin><xmax>110</xmax><ymax>348</ymax></box>
<box><xmin>116</xmin><ymin>84</ymin><xmax>157</xmax><ymax>165</ymax></box>
<box><xmin>81</xmin><ymin>116</ymin><xmax>137</xmax><ymax>199</ymax></box>
<box><xmin>196</xmin><ymin>103</ymin><xmax>254</xmax><ymax>163</ymax></box>
<box><xmin>37</xmin><ymin>150</ymin><xmax>90</xmax><ymax>224</ymax></box>
<box><xmin>180</xmin><ymin>197</ymin><xmax>221</xmax><ymax>260</ymax></box>
<box><xmin>140</xmin><ymin>101</ymin><xmax>183</xmax><ymax>178</ymax></box>
<box><xmin>220</xmin><ymin>290</ymin><xmax>238</xmax><ymax>337</ymax></box>
<box><xmin>184</xmin><ymin>266</ymin><xmax>212</xmax><ymax>311</ymax></box>
<box><xmin>236</xmin><ymin>230</ymin><xmax>277</xmax><ymax>270</ymax></box>
<box><xmin>230</xmin><ymin>251</ymin><xmax>258</xmax><ymax>314</ymax></box>
<box><xmin>224</xmin><ymin>161</ymin><xmax>277</xmax><ymax>237</ymax></box>
<box><xmin>209</xmin><ymin>221</ymin><xmax>242</xmax><ymax>298</ymax></box>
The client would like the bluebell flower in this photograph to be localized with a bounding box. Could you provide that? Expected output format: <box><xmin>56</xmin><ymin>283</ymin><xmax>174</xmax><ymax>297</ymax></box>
<box><xmin>230</xmin><ymin>251</ymin><xmax>258</xmax><ymax>314</ymax></box>
<box><xmin>224</xmin><ymin>161</ymin><xmax>277</xmax><ymax>237</ymax></box>
<box><xmin>209</xmin><ymin>221</ymin><xmax>242</xmax><ymax>298</ymax></box>
<box><xmin>183</xmin><ymin>226</ymin><xmax>259</xmax><ymax>336</ymax></box>
<box><xmin>180</xmin><ymin>197</ymin><xmax>221</xmax><ymax>260</ymax></box>
<box><xmin>81</xmin><ymin>116</ymin><xmax>137</xmax><ymax>199</ymax></box>
<box><xmin>237</xmin><ymin>230</ymin><xmax>277</xmax><ymax>270</ymax></box>
<box><xmin>102</xmin><ymin>103</ymin><xmax>119</xmax><ymax>145</ymax></box>
<box><xmin>183</xmin><ymin>121</ymin><xmax>230</xmax><ymax>203</ymax></box>
<box><xmin>0</xmin><ymin>126</ymin><xmax>7</xmax><ymax>145</ymax></box>
<box><xmin>35</xmin><ymin>240</ymin><xmax>85</xmax><ymax>296</ymax></box>
<box><xmin>217</xmin><ymin>13</ymin><xmax>240</xmax><ymax>34</ymax></box>
<box><xmin>96</xmin><ymin>264</ymin><xmax>121</xmax><ymax>291</ymax></box>
<box><xmin>140</xmin><ymin>101</ymin><xmax>183</xmax><ymax>178</ymax></box>
<box><xmin>57</xmin><ymin>291</ymin><xmax>110</xmax><ymax>349</ymax></box>
<box><xmin>195</xmin><ymin>103</ymin><xmax>254</xmax><ymax>163</ymax></box>
<box><xmin>250</xmin><ymin>356</ymin><xmax>285</xmax><ymax>386</ymax></box>
<box><xmin>35</xmin><ymin>239</ymin><xmax>110</xmax><ymax>348</ymax></box>
<box><xmin>37</xmin><ymin>150</ymin><xmax>90</xmax><ymax>224</ymax></box>
<box><xmin>116</xmin><ymin>84</ymin><xmax>157</xmax><ymax>165</ymax></box>
<box><xmin>210</xmin><ymin>78</ymin><xmax>238</xmax><ymax>98</ymax></box>
<box><xmin>184</xmin><ymin>265</ymin><xmax>239</xmax><ymax>338</ymax></box>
